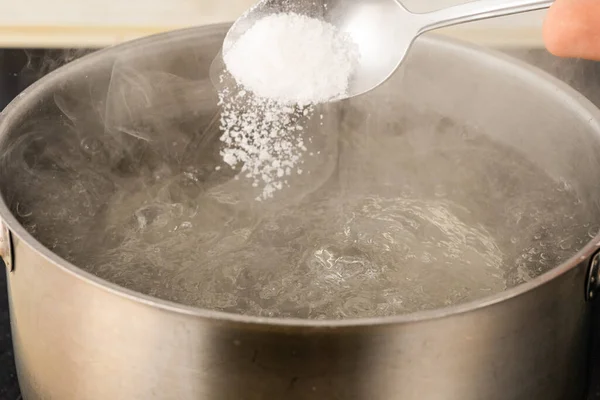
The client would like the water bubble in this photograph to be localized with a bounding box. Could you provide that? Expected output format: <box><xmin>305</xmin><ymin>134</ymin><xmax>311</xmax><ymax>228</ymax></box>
<box><xmin>179</xmin><ymin>221</ymin><xmax>193</xmax><ymax>230</ymax></box>
<box><xmin>80</xmin><ymin>137</ymin><xmax>103</xmax><ymax>155</ymax></box>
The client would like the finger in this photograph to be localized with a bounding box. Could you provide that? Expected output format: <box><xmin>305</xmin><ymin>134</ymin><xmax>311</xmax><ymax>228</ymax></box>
<box><xmin>543</xmin><ymin>0</ymin><xmax>600</xmax><ymax>61</ymax></box>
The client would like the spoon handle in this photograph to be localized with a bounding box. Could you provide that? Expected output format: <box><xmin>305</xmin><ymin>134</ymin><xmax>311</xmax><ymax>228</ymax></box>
<box><xmin>418</xmin><ymin>0</ymin><xmax>554</xmax><ymax>32</ymax></box>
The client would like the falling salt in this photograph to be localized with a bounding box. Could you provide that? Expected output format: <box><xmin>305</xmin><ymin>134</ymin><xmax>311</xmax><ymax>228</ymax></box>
<box><xmin>216</xmin><ymin>12</ymin><xmax>359</xmax><ymax>200</ymax></box>
<box><xmin>218</xmin><ymin>87</ymin><xmax>314</xmax><ymax>200</ymax></box>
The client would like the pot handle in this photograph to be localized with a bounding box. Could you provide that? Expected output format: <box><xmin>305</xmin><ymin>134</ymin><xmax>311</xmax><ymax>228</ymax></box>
<box><xmin>587</xmin><ymin>251</ymin><xmax>600</xmax><ymax>301</ymax></box>
<box><xmin>0</xmin><ymin>219</ymin><xmax>13</xmax><ymax>272</ymax></box>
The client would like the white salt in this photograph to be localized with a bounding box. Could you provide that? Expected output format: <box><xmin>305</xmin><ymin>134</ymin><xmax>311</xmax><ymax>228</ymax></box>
<box><xmin>218</xmin><ymin>87</ymin><xmax>313</xmax><ymax>201</ymax></box>
<box><xmin>217</xmin><ymin>12</ymin><xmax>358</xmax><ymax>200</ymax></box>
<box><xmin>223</xmin><ymin>12</ymin><xmax>359</xmax><ymax>105</ymax></box>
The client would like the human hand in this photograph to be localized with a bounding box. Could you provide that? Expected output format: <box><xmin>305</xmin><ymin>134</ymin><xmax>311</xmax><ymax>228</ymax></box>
<box><xmin>543</xmin><ymin>0</ymin><xmax>600</xmax><ymax>61</ymax></box>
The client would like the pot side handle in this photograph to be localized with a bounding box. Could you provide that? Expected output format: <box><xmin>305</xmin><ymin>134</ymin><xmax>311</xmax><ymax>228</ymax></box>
<box><xmin>587</xmin><ymin>251</ymin><xmax>600</xmax><ymax>301</ymax></box>
<box><xmin>0</xmin><ymin>219</ymin><xmax>13</xmax><ymax>272</ymax></box>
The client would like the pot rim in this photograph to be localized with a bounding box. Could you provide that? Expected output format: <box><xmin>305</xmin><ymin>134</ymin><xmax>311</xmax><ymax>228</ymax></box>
<box><xmin>1</xmin><ymin>24</ymin><xmax>600</xmax><ymax>328</ymax></box>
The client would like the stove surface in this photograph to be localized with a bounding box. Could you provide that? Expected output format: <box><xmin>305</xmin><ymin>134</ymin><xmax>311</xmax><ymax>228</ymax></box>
<box><xmin>0</xmin><ymin>47</ymin><xmax>600</xmax><ymax>400</ymax></box>
<box><xmin>0</xmin><ymin>271</ymin><xmax>19</xmax><ymax>400</ymax></box>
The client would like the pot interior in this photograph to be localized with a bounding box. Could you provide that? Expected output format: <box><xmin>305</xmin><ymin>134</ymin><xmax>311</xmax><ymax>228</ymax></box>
<box><xmin>1</xmin><ymin>26</ymin><xmax>600</xmax><ymax>320</ymax></box>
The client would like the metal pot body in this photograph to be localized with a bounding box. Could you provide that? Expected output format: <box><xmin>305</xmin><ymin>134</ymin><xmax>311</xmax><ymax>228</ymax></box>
<box><xmin>1</xmin><ymin>25</ymin><xmax>600</xmax><ymax>400</ymax></box>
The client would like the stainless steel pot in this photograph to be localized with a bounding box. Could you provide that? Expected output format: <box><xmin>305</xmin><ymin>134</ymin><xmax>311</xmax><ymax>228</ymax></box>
<box><xmin>1</xmin><ymin>24</ymin><xmax>600</xmax><ymax>400</ymax></box>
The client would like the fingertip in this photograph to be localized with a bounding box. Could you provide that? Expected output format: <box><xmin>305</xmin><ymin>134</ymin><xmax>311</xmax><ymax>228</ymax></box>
<box><xmin>542</xmin><ymin>0</ymin><xmax>600</xmax><ymax>60</ymax></box>
<box><xmin>542</xmin><ymin>3</ymin><xmax>572</xmax><ymax>57</ymax></box>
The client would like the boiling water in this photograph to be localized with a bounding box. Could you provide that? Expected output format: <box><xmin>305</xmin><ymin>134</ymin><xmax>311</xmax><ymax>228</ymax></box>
<box><xmin>3</xmin><ymin>102</ymin><xmax>594</xmax><ymax>319</ymax></box>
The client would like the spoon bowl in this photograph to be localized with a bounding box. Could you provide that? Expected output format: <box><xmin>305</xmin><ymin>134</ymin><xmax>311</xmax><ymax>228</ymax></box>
<box><xmin>222</xmin><ymin>0</ymin><xmax>554</xmax><ymax>100</ymax></box>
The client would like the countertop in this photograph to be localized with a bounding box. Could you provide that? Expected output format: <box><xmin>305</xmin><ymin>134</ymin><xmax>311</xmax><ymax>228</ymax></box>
<box><xmin>0</xmin><ymin>0</ymin><xmax>547</xmax><ymax>48</ymax></box>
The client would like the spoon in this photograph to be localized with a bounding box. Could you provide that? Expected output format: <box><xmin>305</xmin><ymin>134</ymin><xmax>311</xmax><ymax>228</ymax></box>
<box><xmin>223</xmin><ymin>0</ymin><xmax>553</xmax><ymax>100</ymax></box>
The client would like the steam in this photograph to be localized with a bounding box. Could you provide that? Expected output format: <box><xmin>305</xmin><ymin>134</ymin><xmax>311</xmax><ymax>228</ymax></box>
<box><xmin>21</xmin><ymin>49</ymin><xmax>94</xmax><ymax>79</ymax></box>
<box><xmin>506</xmin><ymin>48</ymin><xmax>600</xmax><ymax>104</ymax></box>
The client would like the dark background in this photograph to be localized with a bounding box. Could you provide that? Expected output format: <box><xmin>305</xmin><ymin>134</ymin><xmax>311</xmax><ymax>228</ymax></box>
<box><xmin>1</xmin><ymin>47</ymin><xmax>600</xmax><ymax>400</ymax></box>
